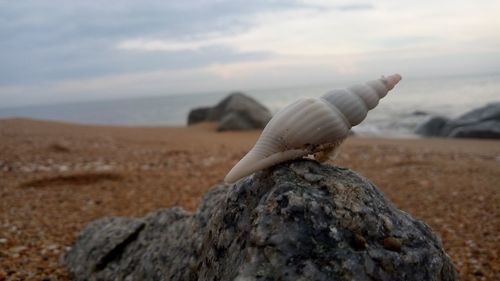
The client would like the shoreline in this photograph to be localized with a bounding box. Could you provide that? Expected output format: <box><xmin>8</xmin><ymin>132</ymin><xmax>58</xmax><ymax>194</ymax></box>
<box><xmin>0</xmin><ymin>118</ymin><xmax>499</xmax><ymax>280</ymax></box>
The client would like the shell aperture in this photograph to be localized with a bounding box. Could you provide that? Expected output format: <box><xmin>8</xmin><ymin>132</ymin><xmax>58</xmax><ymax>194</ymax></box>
<box><xmin>224</xmin><ymin>74</ymin><xmax>402</xmax><ymax>183</ymax></box>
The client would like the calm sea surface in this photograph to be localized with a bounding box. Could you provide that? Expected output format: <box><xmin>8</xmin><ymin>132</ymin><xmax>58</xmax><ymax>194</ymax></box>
<box><xmin>1</xmin><ymin>74</ymin><xmax>499</xmax><ymax>136</ymax></box>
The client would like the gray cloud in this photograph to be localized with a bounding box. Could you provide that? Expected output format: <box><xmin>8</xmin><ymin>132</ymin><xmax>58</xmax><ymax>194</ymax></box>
<box><xmin>0</xmin><ymin>0</ymin><xmax>300</xmax><ymax>85</ymax></box>
<box><xmin>2</xmin><ymin>0</ymin><xmax>499</xmax><ymax>109</ymax></box>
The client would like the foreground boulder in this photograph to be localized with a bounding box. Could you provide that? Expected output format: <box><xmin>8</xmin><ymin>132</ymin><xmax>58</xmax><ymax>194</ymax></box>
<box><xmin>187</xmin><ymin>92</ymin><xmax>272</xmax><ymax>131</ymax></box>
<box><xmin>416</xmin><ymin>102</ymin><xmax>500</xmax><ymax>139</ymax></box>
<box><xmin>64</xmin><ymin>160</ymin><xmax>457</xmax><ymax>281</ymax></box>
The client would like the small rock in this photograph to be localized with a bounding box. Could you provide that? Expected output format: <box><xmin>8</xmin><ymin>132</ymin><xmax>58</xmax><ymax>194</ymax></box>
<box><xmin>10</xmin><ymin>246</ymin><xmax>27</xmax><ymax>253</ymax></box>
<box><xmin>58</xmin><ymin>165</ymin><xmax>69</xmax><ymax>172</ymax></box>
<box><xmin>95</xmin><ymin>164</ymin><xmax>113</xmax><ymax>172</ymax></box>
<box><xmin>383</xmin><ymin>237</ymin><xmax>402</xmax><ymax>252</ymax></box>
<box><xmin>380</xmin><ymin>215</ymin><xmax>394</xmax><ymax>232</ymax></box>
<box><xmin>47</xmin><ymin>244</ymin><xmax>59</xmax><ymax>251</ymax></box>
<box><xmin>48</xmin><ymin>143</ymin><xmax>71</xmax><ymax>153</ymax></box>
<box><xmin>303</xmin><ymin>172</ymin><xmax>324</xmax><ymax>182</ymax></box>
<box><xmin>0</xmin><ymin>238</ymin><xmax>7</xmax><ymax>244</ymax></box>
<box><xmin>473</xmin><ymin>269</ymin><xmax>484</xmax><ymax>276</ymax></box>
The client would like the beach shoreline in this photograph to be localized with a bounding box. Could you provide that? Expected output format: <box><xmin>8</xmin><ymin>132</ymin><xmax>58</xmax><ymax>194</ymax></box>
<box><xmin>1</xmin><ymin>118</ymin><xmax>499</xmax><ymax>280</ymax></box>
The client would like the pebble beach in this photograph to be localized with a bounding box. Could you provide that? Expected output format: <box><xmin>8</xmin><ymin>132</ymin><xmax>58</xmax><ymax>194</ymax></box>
<box><xmin>0</xmin><ymin>118</ymin><xmax>499</xmax><ymax>280</ymax></box>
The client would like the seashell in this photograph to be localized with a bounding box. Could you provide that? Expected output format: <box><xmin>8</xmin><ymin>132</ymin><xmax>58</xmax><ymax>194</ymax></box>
<box><xmin>224</xmin><ymin>74</ymin><xmax>402</xmax><ymax>183</ymax></box>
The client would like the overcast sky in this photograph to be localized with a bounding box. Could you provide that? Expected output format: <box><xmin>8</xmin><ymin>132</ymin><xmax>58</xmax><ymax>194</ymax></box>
<box><xmin>1</xmin><ymin>0</ymin><xmax>499</xmax><ymax>107</ymax></box>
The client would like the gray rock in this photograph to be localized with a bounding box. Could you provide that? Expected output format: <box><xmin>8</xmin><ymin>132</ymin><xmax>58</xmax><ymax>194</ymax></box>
<box><xmin>451</xmin><ymin>102</ymin><xmax>500</xmax><ymax>124</ymax></box>
<box><xmin>64</xmin><ymin>217</ymin><xmax>146</xmax><ymax>278</ymax></box>
<box><xmin>448</xmin><ymin>120</ymin><xmax>500</xmax><ymax>138</ymax></box>
<box><xmin>415</xmin><ymin>116</ymin><xmax>450</xmax><ymax>137</ymax></box>
<box><xmin>440</xmin><ymin>102</ymin><xmax>500</xmax><ymax>138</ymax></box>
<box><xmin>415</xmin><ymin>102</ymin><xmax>500</xmax><ymax>139</ymax></box>
<box><xmin>64</xmin><ymin>160</ymin><xmax>457</xmax><ymax>281</ymax></box>
<box><xmin>217</xmin><ymin>111</ymin><xmax>256</xmax><ymax>131</ymax></box>
<box><xmin>187</xmin><ymin>107</ymin><xmax>211</xmax><ymax>125</ymax></box>
<box><xmin>186</xmin><ymin>92</ymin><xmax>272</xmax><ymax>130</ymax></box>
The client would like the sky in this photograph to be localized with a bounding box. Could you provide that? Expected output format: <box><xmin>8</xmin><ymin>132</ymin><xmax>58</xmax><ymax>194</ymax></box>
<box><xmin>1</xmin><ymin>0</ymin><xmax>500</xmax><ymax>108</ymax></box>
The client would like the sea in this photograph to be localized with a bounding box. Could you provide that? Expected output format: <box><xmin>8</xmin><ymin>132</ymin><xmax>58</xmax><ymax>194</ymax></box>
<box><xmin>1</xmin><ymin>74</ymin><xmax>499</xmax><ymax>137</ymax></box>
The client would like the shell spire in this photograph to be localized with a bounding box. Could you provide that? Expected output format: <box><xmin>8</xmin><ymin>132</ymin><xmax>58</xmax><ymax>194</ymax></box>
<box><xmin>224</xmin><ymin>74</ymin><xmax>402</xmax><ymax>183</ymax></box>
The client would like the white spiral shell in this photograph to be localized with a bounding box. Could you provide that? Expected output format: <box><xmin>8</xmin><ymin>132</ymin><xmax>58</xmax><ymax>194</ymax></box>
<box><xmin>224</xmin><ymin>74</ymin><xmax>402</xmax><ymax>183</ymax></box>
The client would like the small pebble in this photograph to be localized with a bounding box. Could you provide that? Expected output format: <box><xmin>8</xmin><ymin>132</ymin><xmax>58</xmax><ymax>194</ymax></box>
<box><xmin>303</xmin><ymin>173</ymin><xmax>324</xmax><ymax>182</ymax></box>
<box><xmin>10</xmin><ymin>246</ymin><xmax>27</xmax><ymax>253</ymax></box>
<box><xmin>383</xmin><ymin>237</ymin><xmax>402</xmax><ymax>252</ymax></box>
<box><xmin>58</xmin><ymin>165</ymin><xmax>69</xmax><ymax>172</ymax></box>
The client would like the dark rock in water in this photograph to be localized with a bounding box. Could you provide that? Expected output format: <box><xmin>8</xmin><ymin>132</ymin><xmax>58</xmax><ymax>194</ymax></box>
<box><xmin>451</xmin><ymin>102</ymin><xmax>500</xmax><ymax>124</ymax></box>
<box><xmin>187</xmin><ymin>107</ymin><xmax>211</xmax><ymax>126</ymax></box>
<box><xmin>415</xmin><ymin>116</ymin><xmax>450</xmax><ymax>137</ymax></box>
<box><xmin>187</xmin><ymin>92</ymin><xmax>272</xmax><ymax>131</ymax></box>
<box><xmin>440</xmin><ymin>102</ymin><xmax>500</xmax><ymax>138</ymax></box>
<box><xmin>64</xmin><ymin>160</ymin><xmax>457</xmax><ymax>281</ymax></box>
<box><xmin>448</xmin><ymin>120</ymin><xmax>500</xmax><ymax>138</ymax></box>
<box><xmin>415</xmin><ymin>102</ymin><xmax>500</xmax><ymax>139</ymax></box>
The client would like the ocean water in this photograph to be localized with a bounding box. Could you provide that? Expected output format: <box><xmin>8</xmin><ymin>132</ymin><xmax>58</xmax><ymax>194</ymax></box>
<box><xmin>1</xmin><ymin>74</ymin><xmax>499</xmax><ymax>137</ymax></box>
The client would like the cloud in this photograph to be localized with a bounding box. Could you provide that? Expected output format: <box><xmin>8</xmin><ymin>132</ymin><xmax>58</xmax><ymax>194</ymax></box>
<box><xmin>0</xmin><ymin>0</ymin><xmax>500</xmax><ymax>107</ymax></box>
<box><xmin>0</xmin><ymin>0</ymin><xmax>299</xmax><ymax>86</ymax></box>
<box><xmin>114</xmin><ymin>0</ymin><xmax>500</xmax><ymax>58</ymax></box>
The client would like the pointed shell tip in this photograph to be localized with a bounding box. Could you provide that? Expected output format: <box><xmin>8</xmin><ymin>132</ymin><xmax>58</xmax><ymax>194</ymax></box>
<box><xmin>383</xmin><ymin>73</ymin><xmax>402</xmax><ymax>90</ymax></box>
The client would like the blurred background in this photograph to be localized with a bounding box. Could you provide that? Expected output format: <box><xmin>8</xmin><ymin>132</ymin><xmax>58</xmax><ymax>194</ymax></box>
<box><xmin>1</xmin><ymin>0</ymin><xmax>499</xmax><ymax>135</ymax></box>
<box><xmin>1</xmin><ymin>2</ymin><xmax>500</xmax><ymax>280</ymax></box>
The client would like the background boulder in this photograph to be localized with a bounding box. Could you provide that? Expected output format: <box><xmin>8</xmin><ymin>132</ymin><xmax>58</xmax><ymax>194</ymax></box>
<box><xmin>187</xmin><ymin>92</ymin><xmax>272</xmax><ymax>130</ymax></box>
<box><xmin>64</xmin><ymin>160</ymin><xmax>457</xmax><ymax>281</ymax></box>
<box><xmin>415</xmin><ymin>102</ymin><xmax>500</xmax><ymax>139</ymax></box>
<box><xmin>447</xmin><ymin>120</ymin><xmax>500</xmax><ymax>138</ymax></box>
<box><xmin>217</xmin><ymin>111</ymin><xmax>255</xmax><ymax>131</ymax></box>
<box><xmin>187</xmin><ymin>107</ymin><xmax>211</xmax><ymax>126</ymax></box>
<box><xmin>415</xmin><ymin>116</ymin><xmax>450</xmax><ymax>137</ymax></box>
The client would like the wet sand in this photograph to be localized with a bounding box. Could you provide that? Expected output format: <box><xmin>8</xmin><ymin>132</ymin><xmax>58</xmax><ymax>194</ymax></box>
<box><xmin>0</xmin><ymin>118</ymin><xmax>499</xmax><ymax>280</ymax></box>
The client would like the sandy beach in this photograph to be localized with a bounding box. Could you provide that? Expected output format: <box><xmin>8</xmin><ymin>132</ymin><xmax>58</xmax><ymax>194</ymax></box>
<box><xmin>0</xmin><ymin>118</ymin><xmax>499</xmax><ymax>280</ymax></box>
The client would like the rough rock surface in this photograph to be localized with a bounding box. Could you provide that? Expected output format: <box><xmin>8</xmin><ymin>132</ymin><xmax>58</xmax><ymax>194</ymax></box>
<box><xmin>64</xmin><ymin>160</ymin><xmax>457</xmax><ymax>281</ymax></box>
<box><xmin>187</xmin><ymin>92</ymin><xmax>272</xmax><ymax>130</ymax></box>
<box><xmin>416</xmin><ymin>102</ymin><xmax>500</xmax><ymax>139</ymax></box>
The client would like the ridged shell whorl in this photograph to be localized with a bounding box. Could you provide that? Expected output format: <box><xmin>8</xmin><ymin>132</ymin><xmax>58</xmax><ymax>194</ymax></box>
<box><xmin>224</xmin><ymin>74</ymin><xmax>402</xmax><ymax>183</ymax></box>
